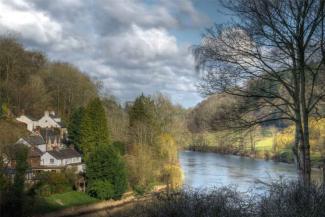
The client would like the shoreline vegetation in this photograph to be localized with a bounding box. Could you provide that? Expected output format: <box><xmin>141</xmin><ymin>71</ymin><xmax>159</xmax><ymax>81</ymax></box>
<box><xmin>34</xmin><ymin>185</ymin><xmax>166</xmax><ymax>217</ymax></box>
<box><xmin>187</xmin><ymin>118</ymin><xmax>325</xmax><ymax>169</ymax></box>
<box><xmin>187</xmin><ymin>145</ymin><xmax>293</xmax><ymax>163</ymax></box>
<box><xmin>186</xmin><ymin>145</ymin><xmax>324</xmax><ymax>171</ymax></box>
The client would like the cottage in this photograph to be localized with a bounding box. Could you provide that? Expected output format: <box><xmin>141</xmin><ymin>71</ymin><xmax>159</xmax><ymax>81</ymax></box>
<box><xmin>16</xmin><ymin>110</ymin><xmax>66</xmax><ymax>132</ymax></box>
<box><xmin>16</xmin><ymin>134</ymin><xmax>46</xmax><ymax>152</ymax></box>
<box><xmin>41</xmin><ymin>148</ymin><xmax>83</xmax><ymax>172</ymax></box>
<box><xmin>16</xmin><ymin>115</ymin><xmax>38</xmax><ymax>131</ymax></box>
<box><xmin>37</xmin><ymin>111</ymin><xmax>64</xmax><ymax>129</ymax></box>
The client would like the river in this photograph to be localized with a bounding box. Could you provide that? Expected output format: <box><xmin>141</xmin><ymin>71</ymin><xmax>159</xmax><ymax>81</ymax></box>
<box><xmin>179</xmin><ymin>150</ymin><xmax>321</xmax><ymax>192</ymax></box>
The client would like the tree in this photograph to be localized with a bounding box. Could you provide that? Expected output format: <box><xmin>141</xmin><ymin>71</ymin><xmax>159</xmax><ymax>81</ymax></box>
<box><xmin>79</xmin><ymin>98</ymin><xmax>110</xmax><ymax>156</ymax></box>
<box><xmin>86</xmin><ymin>145</ymin><xmax>127</xmax><ymax>199</ymax></box>
<box><xmin>102</xmin><ymin>96</ymin><xmax>129</xmax><ymax>144</ymax></box>
<box><xmin>128</xmin><ymin>94</ymin><xmax>158</xmax><ymax>145</ymax></box>
<box><xmin>0</xmin><ymin>37</ymin><xmax>47</xmax><ymax>117</ymax></box>
<box><xmin>194</xmin><ymin>0</ymin><xmax>325</xmax><ymax>186</ymax></box>
<box><xmin>5</xmin><ymin>145</ymin><xmax>29</xmax><ymax>217</ymax></box>
<box><xmin>41</xmin><ymin>62</ymin><xmax>98</xmax><ymax>120</ymax></box>
<box><xmin>68</xmin><ymin>107</ymin><xmax>85</xmax><ymax>151</ymax></box>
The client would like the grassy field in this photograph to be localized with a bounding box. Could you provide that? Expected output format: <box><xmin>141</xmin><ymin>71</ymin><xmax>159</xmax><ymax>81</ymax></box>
<box><xmin>34</xmin><ymin>191</ymin><xmax>99</xmax><ymax>214</ymax></box>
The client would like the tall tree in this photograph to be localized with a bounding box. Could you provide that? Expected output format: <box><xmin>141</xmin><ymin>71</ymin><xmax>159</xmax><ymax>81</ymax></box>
<box><xmin>194</xmin><ymin>0</ymin><xmax>325</xmax><ymax>185</ymax></box>
<box><xmin>80</xmin><ymin>98</ymin><xmax>110</xmax><ymax>156</ymax></box>
<box><xmin>128</xmin><ymin>94</ymin><xmax>157</xmax><ymax>145</ymax></box>
<box><xmin>68</xmin><ymin>107</ymin><xmax>85</xmax><ymax>151</ymax></box>
<box><xmin>102</xmin><ymin>96</ymin><xmax>129</xmax><ymax>144</ymax></box>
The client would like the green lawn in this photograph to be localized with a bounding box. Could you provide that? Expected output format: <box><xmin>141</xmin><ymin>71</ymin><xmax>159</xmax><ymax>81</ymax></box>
<box><xmin>34</xmin><ymin>191</ymin><xmax>99</xmax><ymax>214</ymax></box>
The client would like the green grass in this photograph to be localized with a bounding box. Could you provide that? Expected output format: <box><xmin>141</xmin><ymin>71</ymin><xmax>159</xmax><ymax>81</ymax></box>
<box><xmin>34</xmin><ymin>191</ymin><xmax>99</xmax><ymax>214</ymax></box>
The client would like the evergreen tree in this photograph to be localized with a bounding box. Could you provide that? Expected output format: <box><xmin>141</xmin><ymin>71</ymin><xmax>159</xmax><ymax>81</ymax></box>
<box><xmin>128</xmin><ymin>94</ymin><xmax>159</xmax><ymax>145</ymax></box>
<box><xmin>129</xmin><ymin>94</ymin><xmax>156</xmax><ymax>127</ymax></box>
<box><xmin>68</xmin><ymin>107</ymin><xmax>85</xmax><ymax>151</ymax></box>
<box><xmin>79</xmin><ymin>98</ymin><xmax>110</xmax><ymax>156</ymax></box>
<box><xmin>86</xmin><ymin>145</ymin><xmax>127</xmax><ymax>199</ymax></box>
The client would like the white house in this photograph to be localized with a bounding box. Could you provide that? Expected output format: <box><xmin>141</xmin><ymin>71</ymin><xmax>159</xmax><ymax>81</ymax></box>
<box><xmin>16</xmin><ymin>111</ymin><xmax>66</xmax><ymax>131</ymax></box>
<box><xmin>41</xmin><ymin>148</ymin><xmax>83</xmax><ymax>172</ymax></box>
<box><xmin>37</xmin><ymin>111</ymin><xmax>63</xmax><ymax>129</ymax></box>
<box><xmin>16</xmin><ymin>135</ymin><xmax>47</xmax><ymax>152</ymax></box>
<box><xmin>16</xmin><ymin>115</ymin><xmax>37</xmax><ymax>131</ymax></box>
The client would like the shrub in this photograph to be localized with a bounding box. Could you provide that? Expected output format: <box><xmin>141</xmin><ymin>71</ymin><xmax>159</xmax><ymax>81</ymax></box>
<box><xmin>35</xmin><ymin>171</ymin><xmax>75</xmax><ymax>196</ymax></box>
<box><xmin>86</xmin><ymin>145</ymin><xmax>128</xmax><ymax>199</ymax></box>
<box><xmin>115</xmin><ymin>181</ymin><xmax>325</xmax><ymax>217</ymax></box>
<box><xmin>112</xmin><ymin>141</ymin><xmax>126</xmax><ymax>155</ymax></box>
<box><xmin>161</xmin><ymin>164</ymin><xmax>183</xmax><ymax>190</ymax></box>
<box><xmin>87</xmin><ymin>180</ymin><xmax>114</xmax><ymax>200</ymax></box>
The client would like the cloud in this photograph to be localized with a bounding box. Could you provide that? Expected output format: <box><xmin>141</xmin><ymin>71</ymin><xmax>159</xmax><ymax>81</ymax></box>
<box><xmin>0</xmin><ymin>0</ymin><xmax>205</xmax><ymax>107</ymax></box>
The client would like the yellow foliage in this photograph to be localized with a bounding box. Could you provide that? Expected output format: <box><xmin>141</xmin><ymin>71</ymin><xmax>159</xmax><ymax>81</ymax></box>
<box><xmin>157</xmin><ymin>133</ymin><xmax>178</xmax><ymax>163</ymax></box>
<box><xmin>162</xmin><ymin>163</ymin><xmax>183</xmax><ymax>190</ymax></box>
<box><xmin>273</xmin><ymin>126</ymin><xmax>294</xmax><ymax>150</ymax></box>
<box><xmin>255</xmin><ymin>137</ymin><xmax>274</xmax><ymax>151</ymax></box>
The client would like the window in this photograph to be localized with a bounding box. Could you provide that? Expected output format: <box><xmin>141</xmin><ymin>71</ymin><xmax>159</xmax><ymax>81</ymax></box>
<box><xmin>50</xmin><ymin>159</ymin><xmax>54</xmax><ymax>164</ymax></box>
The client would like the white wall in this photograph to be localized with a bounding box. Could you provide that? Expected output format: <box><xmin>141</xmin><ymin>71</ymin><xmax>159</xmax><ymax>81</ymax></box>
<box><xmin>41</xmin><ymin>152</ymin><xmax>62</xmax><ymax>166</ymax></box>
<box><xmin>41</xmin><ymin>153</ymin><xmax>81</xmax><ymax>166</ymax></box>
<box><xmin>16</xmin><ymin>116</ymin><xmax>35</xmax><ymax>131</ymax></box>
<box><xmin>37</xmin><ymin>115</ymin><xmax>60</xmax><ymax>128</ymax></box>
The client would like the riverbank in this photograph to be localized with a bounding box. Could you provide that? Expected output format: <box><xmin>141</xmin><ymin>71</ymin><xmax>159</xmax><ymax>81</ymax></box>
<box><xmin>33</xmin><ymin>186</ymin><xmax>166</xmax><ymax>217</ymax></box>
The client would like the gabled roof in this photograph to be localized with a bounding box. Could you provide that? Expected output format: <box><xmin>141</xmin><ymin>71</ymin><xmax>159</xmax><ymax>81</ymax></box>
<box><xmin>25</xmin><ymin>115</ymin><xmax>38</xmax><ymax>121</ymax></box>
<box><xmin>28</xmin><ymin>147</ymin><xmax>43</xmax><ymax>157</ymax></box>
<box><xmin>47</xmin><ymin>148</ymin><xmax>81</xmax><ymax>160</ymax></box>
<box><xmin>23</xmin><ymin>135</ymin><xmax>45</xmax><ymax>146</ymax></box>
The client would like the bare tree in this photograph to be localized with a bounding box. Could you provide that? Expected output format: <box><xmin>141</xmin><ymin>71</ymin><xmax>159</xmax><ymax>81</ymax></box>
<box><xmin>193</xmin><ymin>0</ymin><xmax>325</xmax><ymax>186</ymax></box>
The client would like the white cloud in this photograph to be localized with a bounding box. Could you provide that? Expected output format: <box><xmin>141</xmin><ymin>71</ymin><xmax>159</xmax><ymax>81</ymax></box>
<box><xmin>0</xmin><ymin>0</ymin><xmax>204</xmax><ymax>107</ymax></box>
<box><xmin>104</xmin><ymin>24</ymin><xmax>178</xmax><ymax>66</ymax></box>
<box><xmin>0</xmin><ymin>1</ymin><xmax>62</xmax><ymax>44</ymax></box>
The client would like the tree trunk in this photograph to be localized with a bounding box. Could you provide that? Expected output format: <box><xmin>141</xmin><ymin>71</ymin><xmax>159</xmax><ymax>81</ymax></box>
<box><xmin>300</xmin><ymin>112</ymin><xmax>311</xmax><ymax>186</ymax></box>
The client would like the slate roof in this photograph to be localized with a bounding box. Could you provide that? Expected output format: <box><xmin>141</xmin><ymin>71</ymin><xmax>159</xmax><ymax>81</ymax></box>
<box><xmin>23</xmin><ymin>135</ymin><xmax>45</xmax><ymax>146</ymax></box>
<box><xmin>28</xmin><ymin>147</ymin><xmax>43</xmax><ymax>157</ymax></box>
<box><xmin>26</xmin><ymin>115</ymin><xmax>38</xmax><ymax>121</ymax></box>
<box><xmin>47</xmin><ymin>148</ymin><xmax>81</xmax><ymax>159</ymax></box>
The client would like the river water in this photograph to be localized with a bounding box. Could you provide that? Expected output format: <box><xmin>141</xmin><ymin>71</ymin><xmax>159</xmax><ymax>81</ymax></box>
<box><xmin>179</xmin><ymin>150</ymin><xmax>317</xmax><ymax>192</ymax></box>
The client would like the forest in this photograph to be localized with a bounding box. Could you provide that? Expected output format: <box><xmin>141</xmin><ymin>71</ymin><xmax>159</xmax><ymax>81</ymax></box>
<box><xmin>2</xmin><ymin>0</ymin><xmax>325</xmax><ymax>216</ymax></box>
<box><xmin>0</xmin><ymin>36</ymin><xmax>190</xmax><ymax>216</ymax></box>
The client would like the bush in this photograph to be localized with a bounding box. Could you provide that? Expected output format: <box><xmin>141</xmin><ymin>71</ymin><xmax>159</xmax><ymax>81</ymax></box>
<box><xmin>161</xmin><ymin>164</ymin><xmax>183</xmax><ymax>190</ymax></box>
<box><xmin>86</xmin><ymin>145</ymin><xmax>128</xmax><ymax>199</ymax></box>
<box><xmin>112</xmin><ymin>141</ymin><xmax>126</xmax><ymax>155</ymax></box>
<box><xmin>258</xmin><ymin>181</ymin><xmax>325</xmax><ymax>217</ymax></box>
<box><xmin>115</xmin><ymin>181</ymin><xmax>325</xmax><ymax>217</ymax></box>
<box><xmin>35</xmin><ymin>171</ymin><xmax>75</xmax><ymax>196</ymax></box>
<box><xmin>87</xmin><ymin>180</ymin><xmax>114</xmax><ymax>200</ymax></box>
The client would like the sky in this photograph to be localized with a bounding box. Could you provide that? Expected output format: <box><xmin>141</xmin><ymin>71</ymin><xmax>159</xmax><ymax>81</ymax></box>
<box><xmin>0</xmin><ymin>0</ymin><xmax>230</xmax><ymax>108</ymax></box>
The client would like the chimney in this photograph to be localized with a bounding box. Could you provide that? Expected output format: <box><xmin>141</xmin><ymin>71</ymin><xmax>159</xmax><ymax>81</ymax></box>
<box><xmin>44</xmin><ymin>111</ymin><xmax>49</xmax><ymax>117</ymax></box>
<box><xmin>50</xmin><ymin>111</ymin><xmax>55</xmax><ymax>116</ymax></box>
